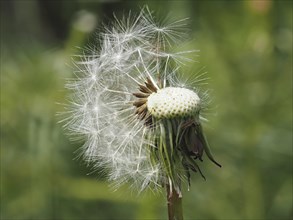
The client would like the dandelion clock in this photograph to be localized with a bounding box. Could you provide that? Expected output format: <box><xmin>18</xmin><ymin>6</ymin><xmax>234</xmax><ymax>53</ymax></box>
<box><xmin>62</xmin><ymin>7</ymin><xmax>221</xmax><ymax>220</ymax></box>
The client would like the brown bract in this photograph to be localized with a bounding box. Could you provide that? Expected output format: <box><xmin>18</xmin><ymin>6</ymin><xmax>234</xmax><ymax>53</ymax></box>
<box><xmin>133</xmin><ymin>77</ymin><xmax>158</xmax><ymax>126</ymax></box>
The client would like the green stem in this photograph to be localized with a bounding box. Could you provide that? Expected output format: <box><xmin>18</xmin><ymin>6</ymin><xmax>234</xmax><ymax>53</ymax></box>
<box><xmin>166</xmin><ymin>185</ymin><xmax>183</xmax><ymax>220</ymax></box>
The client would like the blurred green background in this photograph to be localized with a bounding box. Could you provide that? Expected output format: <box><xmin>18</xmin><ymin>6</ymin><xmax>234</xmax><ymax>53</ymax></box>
<box><xmin>1</xmin><ymin>0</ymin><xmax>292</xmax><ymax>219</ymax></box>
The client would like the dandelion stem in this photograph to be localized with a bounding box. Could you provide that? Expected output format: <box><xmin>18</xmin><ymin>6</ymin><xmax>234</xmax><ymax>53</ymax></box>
<box><xmin>167</xmin><ymin>185</ymin><xmax>183</xmax><ymax>220</ymax></box>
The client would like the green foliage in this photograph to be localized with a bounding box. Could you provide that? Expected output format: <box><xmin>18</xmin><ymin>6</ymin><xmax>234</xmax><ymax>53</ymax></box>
<box><xmin>1</xmin><ymin>1</ymin><xmax>292</xmax><ymax>219</ymax></box>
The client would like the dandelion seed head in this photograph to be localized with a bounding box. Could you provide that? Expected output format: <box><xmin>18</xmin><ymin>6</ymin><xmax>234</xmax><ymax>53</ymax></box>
<box><xmin>63</xmin><ymin>6</ymin><xmax>220</xmax><ymax>194</ymax></box>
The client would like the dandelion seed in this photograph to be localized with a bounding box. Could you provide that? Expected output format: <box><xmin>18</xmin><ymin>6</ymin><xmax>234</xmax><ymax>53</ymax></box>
<box><xmin>63</xmin><ymin>6</ymin><xmax>221</xmax><ymax>220</ymax></box>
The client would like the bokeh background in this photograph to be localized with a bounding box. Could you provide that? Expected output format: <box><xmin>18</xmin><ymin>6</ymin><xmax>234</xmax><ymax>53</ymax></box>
<box><xmin>1</xmin><ymin>0</ymin><xmax>292</xmax><ymax>219</ymax></box>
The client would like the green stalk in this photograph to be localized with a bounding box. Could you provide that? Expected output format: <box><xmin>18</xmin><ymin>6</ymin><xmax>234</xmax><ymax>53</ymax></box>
<box><xmin>166</xmin><ymin>185</ymin><xmax>183</xmax><ymax>220</ymax></box>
